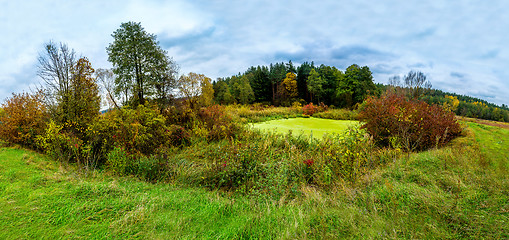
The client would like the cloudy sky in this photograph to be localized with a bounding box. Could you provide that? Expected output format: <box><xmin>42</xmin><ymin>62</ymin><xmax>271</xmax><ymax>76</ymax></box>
<box><xmin>1</xmin><ymin>0</ymin><xmax>508</xmax><ymax>106</ymax></box>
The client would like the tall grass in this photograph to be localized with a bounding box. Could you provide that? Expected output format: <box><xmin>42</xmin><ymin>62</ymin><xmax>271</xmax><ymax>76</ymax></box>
<box><xmin>225</xmin><ymin>104</ymin><xmax>303</xmax><ymax>123</ymax></box>
<box><xmin>312</xmin><ymin>108</ymin><xmax>359</xmax><ymax>120</ymax></box>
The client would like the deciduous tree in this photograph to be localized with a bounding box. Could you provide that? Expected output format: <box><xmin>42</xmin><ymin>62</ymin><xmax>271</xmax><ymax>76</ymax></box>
<box><xmin>317</xmin><ymin>65</ymin><xmax>343</xmax><ymax>106</ymax></box>
<box><xmin>96</xmin><ymin>68</ymin><xmax>120</xmax><ymax>109</ymax></box>
<box><xmin>199</xmin><ymin>76</ymin><xmax>214</xmax><ymax>107</ymax></box>
<box><xmin>232</xmin><ymin>75</ymin><xmax>255</xmax><ymax>104</ymax></box>
<box><xmin>68</xmin><ymin>57</ymin><xmax>101</xmax><ymax>134</ymax></box>
<box><xmin>280</xmin><ymin>72</ymin><xmax>298</xmax><ymax>100</ymax></box>
<box><xmin>107</xmin><ymin>22</ymin><xmax>178</xmax><ymax>106</ymax></box>
<box><xmin>403</xmin><ymin>70</ymin><xmax>432</xmax><ymax>99</ymax></box>
<box><xmin>178</xmin><ymin>72</ymin><xmax>213</xmax><ymax>109</ymax></box>
<box><xmin>213</xmin><ymin>80</ymin><xmax>235</xmax><ymax>104</ymax></box>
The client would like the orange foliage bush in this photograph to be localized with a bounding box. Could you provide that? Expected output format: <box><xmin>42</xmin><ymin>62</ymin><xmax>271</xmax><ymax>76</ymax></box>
<box><xmin>0</xmin><ymin>91</ymin><xmax>49</xmax><ymax>147</ymax></box>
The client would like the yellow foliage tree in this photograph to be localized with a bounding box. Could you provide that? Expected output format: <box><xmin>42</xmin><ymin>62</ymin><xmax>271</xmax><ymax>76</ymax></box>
<box><xmin>178</xmin><ymin>72</ymin><xmax>213</xmax><ymax>109</ymax></box>
<box><xmin>281</xmin><ymin>72</ymin><xmax>298</xmax><ymax>99</ymax></box>
<box><xmin>443</xmin><ymin>95</ymin><xmax>459</xmax><ymax>113</ymax></box>
<box><xmin>199</xmin><ymin>75</ymin><xmax>214</xmax><ymax>107</ymax></box>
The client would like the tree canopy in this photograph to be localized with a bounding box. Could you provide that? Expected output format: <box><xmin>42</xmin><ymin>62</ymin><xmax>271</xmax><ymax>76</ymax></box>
<box><xmin>107</xmin><ymin>21</ymin><xmax>178</xmax><ymax>106</ymax></box>
<box><xmin>337</xmin><ymin>64</ymin><xmax>375</xmax><ymax>107</ymax></box>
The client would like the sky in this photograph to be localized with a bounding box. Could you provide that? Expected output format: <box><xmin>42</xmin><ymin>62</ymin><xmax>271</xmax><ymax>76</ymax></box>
<box><xmin>1</xmin><ymin>0</ymin><xmax>508</xmax><ymax>106</ymax></box>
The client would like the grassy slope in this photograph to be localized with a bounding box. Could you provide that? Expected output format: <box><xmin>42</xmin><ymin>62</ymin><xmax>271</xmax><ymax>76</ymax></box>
<box><xmin>0</xmin><ymin>122</ymin><xmax>507</xmax><ymax>239</ymax></box>
<box><xmin>251</xmin><ymin>117</ymin><xmax>358</xmax><ymax>139</ymax></box>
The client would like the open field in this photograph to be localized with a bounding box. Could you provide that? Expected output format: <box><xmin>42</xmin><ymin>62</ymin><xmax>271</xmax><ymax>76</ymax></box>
<box><xmin>251</xmin><ymin>117</ymin><xmax>358</xmax><ymax>139</ymax></box>
<box><xmin>0</xmin><ymin>121</ymin><xmax>507</xmax><ymax>239</ymax></box>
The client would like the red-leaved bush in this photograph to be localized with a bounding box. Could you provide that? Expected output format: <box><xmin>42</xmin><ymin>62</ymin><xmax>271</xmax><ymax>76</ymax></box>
<box><xmin>302</xmin><ymin>103</ymin><xmax>318</xmax><ymax>115</ymax></box>
<box><xmin>302</xmin><ymin>102</ymin><xmax>328</xmax><ymax>116</ymax></box>
<box><xmin>358</xmin><ymin>93</ymin><xmax>461</xmax><ymax>151</ymax></box>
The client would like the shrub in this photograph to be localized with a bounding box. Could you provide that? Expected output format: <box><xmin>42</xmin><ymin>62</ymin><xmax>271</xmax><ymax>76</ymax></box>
<box><xmin>202</xmin><ymin>139</ymin><xmax>274</xmax><ymax>193</ymax></box>
<box><xmin>198</xmin><ymin>105</ymin><xmax>243</xmax><ymax>141</ymax></box>
<box><xmin>36</xmin><ymin>120</ymin><xmax>85</xmax><ymax>164</ymax></box>
<box><xmin>0</xmin><ymin>91</ymin><xmax>49</xmax><ymax>148</ymax></box>
<box><xmin>195</xmin><ymin>126</ymin><xmax>379</xmax><ymax>197</ymax></box>
<box><xmin>163</xmin><ymin>103</ymin><xmax>197</xmax><ymax>129</ymax></box>
<box><xmin>106</xmin><ymin>146</ymin><xmax>133</xmax><ymax>175</ymax></box>
<box><xmin>312</xmin><ymin>126</ymin><xmax>376</xmax><ymax>184</ymax></box>
<box><xmin>358</xmin><ymin>93</ymin><xmax>462</xmax><ymax>151</ymax></box>
<box><xmin>167</xmin><ymin>124</ymin><xmax>191</xmax><ymax>147</ymax></box>
<box><xmin>302</xmin><ymin>102</ymin><xmax>328</xmax><ymax>116</ymax></box>
<box><xmin>96</xmin><ymin>104</ymin><xmax>175</xmax><ymax>155</ymax></box>
<box><xmin>302</xmin><ymin>103</ymin><xmax>319</xmax><ymax>115</ymax></box>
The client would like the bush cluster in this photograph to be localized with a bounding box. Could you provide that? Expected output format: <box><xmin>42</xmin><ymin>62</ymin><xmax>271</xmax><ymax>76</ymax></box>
<box><xmin>302</xmin><ymin>102</ymin><xmax>328</xmax><ymax>116</ymax></box>
<box><xmin>197</xmin><ymin>105</ymin><xmax>243</xmax><ymax>141</ymax></box>
<box><xmin>358</xmin><ymin>93</ymin><xmax>462</xmax><ymax>151</ymax></box>
<box><xmin>106</xmin><ymin>146</ymin><xmax>166</xmax><ymax>182</ymax></box>
<box><xmin>194</xmin><ymin>126</ymin><xmax>384</xmax><ymax>197</ymax></box>
<box><xmin>313</xmin><ymin>108</ymin><xmax>358</xmax><ymax>120</ymax></box>
<box><xmin>0</xmin><ymin>92</ymin><xmax>49</xmax><ymax>148</ymax></box>
<box><xmin>0</xmin><ymin>89</ymin><xmax>212</xmax><ymax>173</ymax></box>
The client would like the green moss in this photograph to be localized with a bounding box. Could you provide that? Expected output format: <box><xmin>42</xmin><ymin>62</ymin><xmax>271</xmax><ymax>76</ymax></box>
<box><xmin>251</xmin><ymin>117</ymin><xmax>358</xmax><ymax>139</ymax></box>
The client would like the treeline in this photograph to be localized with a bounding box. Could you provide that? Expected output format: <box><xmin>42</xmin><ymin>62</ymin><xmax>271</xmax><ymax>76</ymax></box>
<box><xmin>420</xmin><ymin>89</ymin><xmax>509</xmax><ymax>122</ymax></box>
<box><xmin>213</xmin><ymin>61</ymin><xmax>378</xmax><ymax>108</ymax></box>
<box><xmin>214</xmin><ymin>62</ymin><xmax>509</xmax><ymax>122</ymax></box>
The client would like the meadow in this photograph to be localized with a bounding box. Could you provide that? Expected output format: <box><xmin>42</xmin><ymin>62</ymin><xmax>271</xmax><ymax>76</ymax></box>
<box><xmin>1</xmin><ymin>120</ymin><xmax>507</xmax><ymax>239</ymax></box>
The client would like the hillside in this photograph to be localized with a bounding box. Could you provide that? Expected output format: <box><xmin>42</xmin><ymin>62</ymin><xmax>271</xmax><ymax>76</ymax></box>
<box><xmin>1</xmin><ymin>121</ymin><xmax>507</xmax><ymax>239</ymax></box>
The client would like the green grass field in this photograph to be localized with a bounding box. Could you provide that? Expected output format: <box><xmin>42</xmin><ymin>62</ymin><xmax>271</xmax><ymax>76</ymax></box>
<box><xmin>0</xmin><ymin>121</ymin><xmax>507</xmax><ymax>239</ymax></box>
<box><xmin>251</xmin><ymin>117</ymin><xmax>358</xmax><ymax>139</ymax></box>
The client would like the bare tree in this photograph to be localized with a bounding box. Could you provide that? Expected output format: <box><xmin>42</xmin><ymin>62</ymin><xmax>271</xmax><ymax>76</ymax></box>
<box><xmin>388</xmin><ymin>75</ymin><xmax>401</xmax><ymax>87</ymax></box>
<box><xmin>95</xmin><ymin>68</ymin><xmax>121</xmax><ymax>110</ymax></box>
<box><xmin>403</xmin><ymin>70</ymin><xmax>432</xmax><ymax>99</ymax></box>
<box><xmin>37</xmin><ymin>41</ymin><xmax>76</xmax><ymax>117</ymax></box>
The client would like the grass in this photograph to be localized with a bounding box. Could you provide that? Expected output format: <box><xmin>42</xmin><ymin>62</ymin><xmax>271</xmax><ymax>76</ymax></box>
<box><xmin>0</xmin><ymin>121</ymin><xmax>508</xmax><ymax>239</ymax></box>
<box><xmin>0</xmin><ymin>147</ymin><xmax>309</xmax><ymax>239</ymax></box>
<box><xmin>251</xmin><ymin>117</ymin><xmax>358</xmax><ymax>139</ymax></box>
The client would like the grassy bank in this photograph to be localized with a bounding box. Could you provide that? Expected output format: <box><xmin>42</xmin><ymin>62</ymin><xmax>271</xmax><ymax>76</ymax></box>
<box><xmin>0</xmin><ymin>121</ymin><xmax>507</xmax><ymax>239</ymax></box>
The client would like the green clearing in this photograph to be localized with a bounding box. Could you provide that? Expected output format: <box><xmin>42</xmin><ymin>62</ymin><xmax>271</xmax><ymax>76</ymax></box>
<box><xmin>251</xmin><ymin>117</ymin><xmax>358</xmax><ymax>139</ymax></box>
<box><xmin>0</xmin><ymin>122</ymin><xmax>507</xmax><ymax>239</ymax></box>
